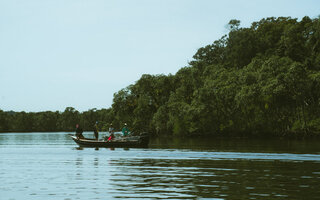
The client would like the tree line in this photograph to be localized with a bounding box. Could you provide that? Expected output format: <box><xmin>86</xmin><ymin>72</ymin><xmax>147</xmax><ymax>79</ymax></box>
<box><xmin>1</xmin><ymin>16</ymin><xmax>320</xmax><ymax>137</ymax></box>
<box><xmin>111</xmin><ymin>16</ymin><xmax>320</xmax><ymax>137</ymax></box>
<box><xmin>0</xmin><ymin>107</ymin><xmax>113</xmax><ymax>132</ymax></box>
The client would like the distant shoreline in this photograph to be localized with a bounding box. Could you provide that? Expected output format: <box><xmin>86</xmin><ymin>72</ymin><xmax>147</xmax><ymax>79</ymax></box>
<box><xmin>1</xmin><ymin>130</ymin><xmax>319</xmax><ymax>139</ymax></box>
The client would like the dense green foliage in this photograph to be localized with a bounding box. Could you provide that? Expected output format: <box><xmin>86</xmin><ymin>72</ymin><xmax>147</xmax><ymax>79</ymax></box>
<box><xmin>111</xmin><ymin>16</ymin><xmax>320</xmax><ymax>137</ymax></box>
<box><xmin>1</xmin><ymin>16</ymin><xmax>320</xmax><ymax>137</ymax></box>
<box><xmin>0</xmin><ymin>108</ymin><xmax>113</xmax><ymax>132</ymax></box>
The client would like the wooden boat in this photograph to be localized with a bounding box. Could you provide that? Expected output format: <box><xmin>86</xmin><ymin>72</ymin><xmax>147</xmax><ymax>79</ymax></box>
<box><xmin>70</xmin><ymin>133</ymin><xmax>149</xmax><ymax>148</ymax></box>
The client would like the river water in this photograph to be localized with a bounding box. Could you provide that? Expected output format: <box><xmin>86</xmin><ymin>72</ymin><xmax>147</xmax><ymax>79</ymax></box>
<box><xmin>0</xmin><ymin>132</ymin><xmax>319</xmax><ymax>200</ymax></box>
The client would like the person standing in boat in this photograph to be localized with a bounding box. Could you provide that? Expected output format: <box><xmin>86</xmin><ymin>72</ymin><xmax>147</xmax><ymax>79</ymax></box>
<box><xmin>107</xmin><ymin>123</ymin><xmax>115</xmax><ymax>141</ymax></box>
<box><xmin>93</xmin><ymin>121</ymin><xmax>99</xmax><ymax>140</ymax></box>
<box><xmin>108</xmin><ymin>123</ymin><xmax>114</xmax><ymax>135</ymax></box>
<box><xmin>75</xmin><ymin>124</ymin><xmax>84</xmax><ymax>139</ymax></box>
<box><xmin>122</xmin><ymin>123</ymin><xmax>129</xmax><ymax>136</ymax></box>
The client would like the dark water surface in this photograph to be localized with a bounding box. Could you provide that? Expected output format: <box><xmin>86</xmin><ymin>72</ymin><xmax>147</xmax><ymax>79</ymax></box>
<box><xmin>0</xmin><ymin>132</ymin><xmax>319</xmax><ymax>200</ymax></box>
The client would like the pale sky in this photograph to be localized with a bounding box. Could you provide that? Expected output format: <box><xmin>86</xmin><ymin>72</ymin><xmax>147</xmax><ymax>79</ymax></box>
<box><xmin>1</xmin><ymin>0</ymin><xmax>319</xmax><ymax>112</ymax></box>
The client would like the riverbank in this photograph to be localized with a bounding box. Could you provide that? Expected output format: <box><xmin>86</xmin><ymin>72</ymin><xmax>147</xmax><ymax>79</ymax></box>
<box><xmin>1</xmin><ymin>129</ymin><xmax>320</xmax><ymax>139</ymax></box>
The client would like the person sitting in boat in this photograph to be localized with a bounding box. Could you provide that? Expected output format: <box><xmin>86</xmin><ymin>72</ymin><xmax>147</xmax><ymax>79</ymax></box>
<box><xmin>75</xmin><ymin>124</ymin><xmax>84</xmax><ymax>139</ymax></box>
<box><xmin>93</xmin><ymin>121</ymin><xmax>99</xmax><ymax>140</ymax></box>
<box><xmin>122</xmin><ymin>123</ymin><xmax>129</xmax><ymax>136</ymax></box>
<box><xmin>107</xmin><ymin>132</ymin><xmax>115</xmax><ymax>142</ymax></box>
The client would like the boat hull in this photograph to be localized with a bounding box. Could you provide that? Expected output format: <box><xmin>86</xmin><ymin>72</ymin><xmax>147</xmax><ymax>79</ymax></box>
<box><xmin>70</xmin><ymin>135</ymin><xmax>149</xmax><ymax>148</ymax></box>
